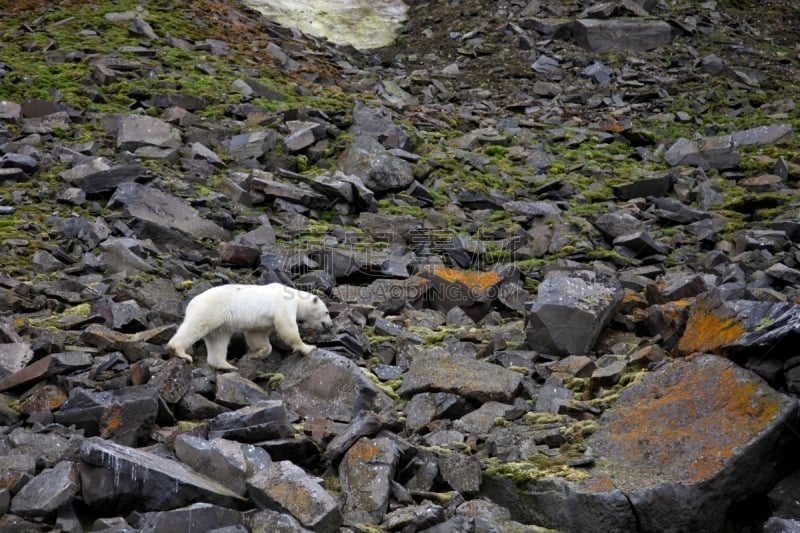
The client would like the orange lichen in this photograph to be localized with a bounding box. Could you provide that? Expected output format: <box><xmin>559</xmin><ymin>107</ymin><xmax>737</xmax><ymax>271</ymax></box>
<box><xmin>100</xmin><ymin>404</ymin><xmax>124</xmax><ymax>437</ymax></box>
<box><xmin>599</xmin><ymin>358</ymin><xmax>782</xmax><ymax>485</ymax></box>
<box><xmin>426</xmin><ymin>265</ymin><xmax>501</xmax><ymax>292</ymax></box>
<box><xmin>348</xmin><ymin>438</ymin><xmax>382</xmax><ymax>463</ymax></box>
<box><xmin>580</xmin><ymin>473</ymin><xmax>617</xmax><ymax>492</ymax></box>
<box><xmin>676</xmin><ymin>299</ymin><xmax>745</xmax><ymax>356</ymax></box>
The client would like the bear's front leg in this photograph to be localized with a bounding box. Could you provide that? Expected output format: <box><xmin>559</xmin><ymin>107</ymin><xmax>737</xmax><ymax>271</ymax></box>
<box><xmin>274</xmin><ymin>316</ymin><xmax>316</xmax><ymax>355</ymax></box>
<box><xmin>204</xmin><ymin>331</ymin><xmax>238</xmax><ymax>370</ymax></box>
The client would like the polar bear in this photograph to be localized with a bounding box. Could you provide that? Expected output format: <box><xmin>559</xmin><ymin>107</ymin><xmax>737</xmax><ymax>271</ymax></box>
<box><xmin>167</xmin><ymin>283</ymin><xmax>333</xmax><ymax>370</ymax></box>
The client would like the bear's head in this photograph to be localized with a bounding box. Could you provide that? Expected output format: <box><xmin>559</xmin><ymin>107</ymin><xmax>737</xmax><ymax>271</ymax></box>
<box><xmin>299</xmin><ymin>294</ymin><xmax>334</xmax><ymax>331</ymax></box>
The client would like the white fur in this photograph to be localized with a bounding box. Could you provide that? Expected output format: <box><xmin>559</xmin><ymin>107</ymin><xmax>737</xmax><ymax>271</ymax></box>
<box><xmin>167</xmin><ymin>283</ymin><xmax>332</xmax><ymax>370</ymax></box>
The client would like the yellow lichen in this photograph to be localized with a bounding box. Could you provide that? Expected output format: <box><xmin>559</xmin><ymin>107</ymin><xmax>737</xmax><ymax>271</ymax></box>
<box><xmin>677</xmin><ymin>299</ymin><xmax>745</xmax><ymax>355</ymax></box>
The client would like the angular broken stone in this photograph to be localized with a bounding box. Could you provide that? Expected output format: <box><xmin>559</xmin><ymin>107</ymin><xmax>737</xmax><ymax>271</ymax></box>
<box><xmin>397</xmin><ymin>353</ymin><xmax>522</xmax><ymax>403</ymax></box>
<box><xmin>248</xmin><ymin>460</ymin><xmax>342</xmax><ymax>533</ymax></box>
<box><xmin>79</xmin><ymin>437</ymin><xmax>244</xmax><ymax>514</ymax></box>
<box><xmin>405</xmin><ymin>392</ymin><xmax>468</xmax><ymax>432</ymax></box>
<box><xmin>268</xmin><ymin>350</ymin><xmax>395</xmax><ymax>423</ymax></box>
<box><xmin>482</xmin><ymin>355</ymin><xmax>798</xmax><ymax>531</ymax></box>
<box><xmin>524</xmin><ymin>270</ymin><xmax>624</xmax><ymax>355</ymax></box>
<box><xmin>321</xmin><ymin>410</ymin><xmax>399</xmax><ymax>465</ymax></box>
<box><xmin>420</xmin><ymin>265</ymin><xmax>502</xmax><ymax>322</ymax></box>
<box><xmin>73</xmin><ymin>162</ymin><xmax>147</xmax><ymax>197</ymax></box>
<box><xmin>664</xmin><ymin>135</ymin><xmax>739</xmax><ymax>170</ymax></box>
<box><xmin>174</xmin><ymin>434</ymin><xmax>272</xmax><ymax>496</ymax></box>
<box><xmin>129</xmin><ymin>502</ymin><xmax>245</xmax><ymax>532</ymax></box>
<box><xmin>0</xmin><ymin>352</ymin><xmax>92</xmax><ymax>392</ymax></box>
<box><xmin>55</xmin><ymin>385</ymin><xmax>158</xmax><ymax>446</ymax></box>
<box><xmin>153</xmin><ymin>358</ymin><xmax>193</xmax><ymax>404</ymax></box>
<box><xmin>207</xmin><ymin>401</ymin><xmax>294</xmax><ymax>442</ymax></box>
<box><xmin>310</xmin><ymin>171</ymin><xmax>376</xmax><ymax>213</ymax></box>
<box><xmin>340</xmin><ymin>436</ymin><xmax>399</xmax><ymax>524</ymax></box>
<box><xmin>283</xmin><ymin>120</ymin><xmax>326</xmax><ymax>153</ymax></box>
<box><xmin>215</xmin><ymin>372</ymin><xmax>272</xmax><ymax>408</ymax></box>
<box><xmin>108</xmin><ymin>182</ymin><xmax>231</xmax><ymax>241</ymax></box>
<box><xmin>438</xmin><ymin>452</ymin><xmax>482</xmax><ymax>495</ymax></box>
<box><xmin>573</xmin><ymin>18</ymin><xmax>673</xmax><ymax>52</ymax></box>
<box><xmin>116</xmin><ymin>114</ymin><xmax>182</xmax><ymax>152</ymax></box>
<box><xmin>613</xmin><ymin>231</ymin><xmax>669</xmax><ymax>258</ymax></box>
<box><xmin>9</xmin><ymin>460</ymin><xmax>80</xmax><ymax>518</ymax></box>
<box><xmin>338</xmin><ymin>134</ymin><xmax>414</xmax><ymax>193</ymax></box>
<box><xmin>0</xmin><ymin>342</ymin><xmax>34</xmax><ymax>378</ymax></box>
<box><xmin>225</xmin><ymin>130</ymin><xmax>277</xmax><ymax>162</ymax></box>
<box><xmin>248</xmin><ymin>170</ymin><xmax>328</xmax><ymax>209</ymax></box>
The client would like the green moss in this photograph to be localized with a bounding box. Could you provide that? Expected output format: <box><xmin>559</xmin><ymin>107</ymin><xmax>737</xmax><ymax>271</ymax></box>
<box><xmin>483</xmin><ymin>455</ymin><xmax>591</xmax><ymax>484</ymax></box>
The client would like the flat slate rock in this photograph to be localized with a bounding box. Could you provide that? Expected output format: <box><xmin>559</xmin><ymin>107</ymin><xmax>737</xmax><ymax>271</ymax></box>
<box><xmin>79</xmin><ymin>437</ymin><xmax>245</xmax><ymax>514</ymax></box>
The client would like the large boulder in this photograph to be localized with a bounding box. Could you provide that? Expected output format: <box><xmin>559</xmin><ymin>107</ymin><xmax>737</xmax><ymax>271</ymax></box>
<box><xmin>524</xmin><ymin>270</ymin><xmax>624</xmax><ymax>356</ymax></box>
<box><xmin>481</xmin><ymin>355</ymin><xmax>799</xmax><ymax>532</ymax></box>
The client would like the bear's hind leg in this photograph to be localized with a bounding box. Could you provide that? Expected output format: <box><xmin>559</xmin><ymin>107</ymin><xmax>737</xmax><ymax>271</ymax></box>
<box><xmin>204</xmin><ymin>330</ymin><xmax>237</xmax><ymax>370</ymax></box>
<box><xmin>167</xmin><ymin>314</ymin><xmax>222</xmax><ymax>364</ymax></box>
<box><xmin>244</xmin><ymin>328</ymin><xmax>273</xmax><ymax>358</ymax></box>
<box><xmin>274</xmin><ymin>316</ymin><xmax>315</xmax><ymax>355</ymax></box>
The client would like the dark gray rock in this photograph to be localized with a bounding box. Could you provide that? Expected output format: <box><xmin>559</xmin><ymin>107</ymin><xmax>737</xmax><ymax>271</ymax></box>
<box><xmin>215</xmin><ymin>372</ymin><xmax>271</xmax><ymax>408</ymax></box>
<box><xmin>9</xmin><ymin>460</ymin><xmax>80</xmax><ymax>518</ymax></box>
<box><xmin>350</xmin><ymin>99</ymin><xmax>412</xmax><ymax>151</ymax></box>
<box><xmin>573</xmin><ymin>18</ymin><xmax>673</xmax><ymax>52</ymax></box>
<box><xmin>397</xmin><ymin>353</ymin><xmax>522</xmax><ymax>403</ymax></box>
<box><xmin>224</xmin><ymin>130</ymin><xmax>277</xmax><ymax>162</ymax></box>
<box><xmin>22</xmin><ymin>111</ymin><xmax>72</xmax><ymax>134</ymax></box>
<box><xmin>321</xmin><ymin>410</ymin><xmax>399</xmax><ymax>464</ymax></box>
<box><xmin>405</xmin><ymin>392</ymin><xmax>468</xmax><ymax>432</ymax></box>
<box><xmin>247</xmin><ymin>508</ymin><xmax>315</xmax><ymax>533</ymax></box>
<box><xmin>340</xmin><ymin>436</ymin><xmax>399</xmax><ymax>524</ymax></box>
<box><xmin>383</xmin><ymin>502</ymin><xmax>444</xmax><ymax>531</ymax></box>
<box><xmin>612</xmin><ymin>173</ymin><xmax>672</xmax><ymax>200</ymax></box>
<box><xmin>247</xmin><ymin>461</ymin><xmax>342</xmax><ymax>533</ymax></box>
<box><xmin>310</xmin><ymin>171</ymin><xmax>376</xmax><ymax>213</ymax></box>
<box><xmin>524</xmin><ymin>270</ymin><xmax>624</xmax><ymax>356</ymax></box>
<box><xmin>73</xmin><ymin>162</ymin><xmax>147</xmax><ymax>197</ymax></box>
<box><xmin>108</xmin><ymin>182</ymin><xmax>231</xmax><ymax>241</ymax></box>
<box><xmin>767</xmin><ymin>468</ymin><xmax>800</xmax><ymax>519</ymax></box>
<box><xmin>338</xmin><ymin>134</ymin><xmax>414</xmax><ymax>193</ymax></box>
<box><xmin>438</xmin><ymin>452</ymin><xmax>482</xmax><ymax>495</ymax></box>
<box><xmin>129</xmin><ymin>503</ymin><xmax>244</xmax><ymax>533</ymax></box>
<box><xmin>664</xmin><ymin>135</ymin><xmax>740</xmax><ymax>170</ymax></box>
<box><xmin>613</xmin><ymin>231</ymin><xmax>669</xmax><ymax>258</ymax></box>
<box><xmin>764</xmin><ymin>517</ymin><xmax>800</xmax><ymax>533</ymax></box>
<box><xmin>485</xmin><ymin>425</ymin><xmax>543</xmax><ymax>461</ymax></box>
<box><xmin>0</xmin><ymin>342</ymin><xmax>33</xmax><ymax>378</ymax></box>
<box><xmin>248</xmin><ymin>169</ymin><xmax>328</xmax><ymax>209</ymax></box>
<box><xmin>731</xmin><ymin>124</ymin><xmax>793</xmax><ymax>146</ymax></box>
<box><xmin>207</xmin><ymin>401</ymin><xmax>294</xmax><ymax>442</ymax></box>
<box><xmin>283</xmin><ymin>120</ymin><xmax>325</xmax><ymax>153</ymax></box>
<box><xmin>153</xmin><ymin>358</ymin><xmax>193</xmax><ymax>404</ymax></box>
<box><xmin>0</xmin><ymin>351</ymin><xmax>92</xmax><ymax>392</ymax></box>
<box><xmin>454</xmin><ymin>401</ymin><xmax>517</xmax><ymax>434</ymax></box>
<box><xmin>174</xmin><ymin>435</ymin><xmax>272</xmax><ymax>496</ymax></box>
<box><xmin>116</xmin><ymin>114</ymin><xmax>182</xmax><ymax>152</ymax></box>
<box><xmin>590</xmin><ymin>211</ymin><xmax>646</xmax><ymax>242</ymax></box>
<box><xmin>268</xmin><ymin>350</ymin><xmax>395</xmax><ymax>423</ymax></box>
<box><xmin>176</xmin><ymin>392</ymin><xmax>231</xmax><ymax>420</ymax></box>
<box><xmin>79</xmin><ymin>437</ymin><xmax>244</xmax><ymax>514</ymax></box>
<box><xmin>55</xmin><ymin>386</ymin><xmax>158</xmax><ymax>447</ymax></box>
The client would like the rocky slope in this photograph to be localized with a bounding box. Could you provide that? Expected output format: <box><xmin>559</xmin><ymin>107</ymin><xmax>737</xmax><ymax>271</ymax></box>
<box><xmin>1</xmin><ymin>0</ymin><xmax>800</xmax><ymax>531</ymax></box>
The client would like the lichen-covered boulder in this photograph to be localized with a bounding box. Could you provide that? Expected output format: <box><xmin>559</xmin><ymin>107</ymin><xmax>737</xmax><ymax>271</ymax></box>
<box><xmin>481</xmin><ymin>355</ymin><xmax>799</xmax><ymax>532</ymax></box>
